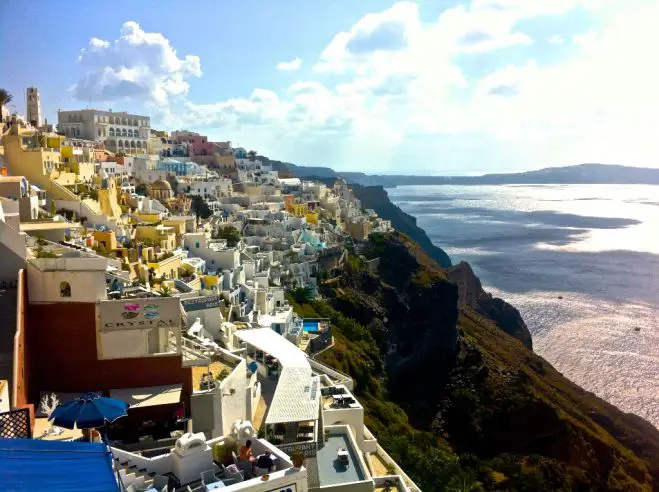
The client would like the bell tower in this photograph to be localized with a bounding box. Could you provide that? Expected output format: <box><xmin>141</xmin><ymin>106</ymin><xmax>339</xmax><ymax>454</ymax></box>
<box><xmin>26</xmin><ymin>87</ymin><xmax>42</xmax><ymax>127</ymax></box>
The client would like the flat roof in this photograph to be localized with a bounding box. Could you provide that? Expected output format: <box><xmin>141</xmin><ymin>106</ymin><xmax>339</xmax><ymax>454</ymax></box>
<box><xmin>20</xmin><ymin>221</ymin><xmax>83</xmax><ymax>231</ymax></box>
<box><xmin>316</xmin><ymin>433</ymin><xmax>366</xmax><ymax>486</ymax></box>
<box><xmin>110</xmin><ymin>384</ymin><xmax>182</xmax><ymax>409</ymax></box>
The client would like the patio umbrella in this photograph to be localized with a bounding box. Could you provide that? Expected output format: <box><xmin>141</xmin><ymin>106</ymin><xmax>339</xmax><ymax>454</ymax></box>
<box><xmin>50</xmin><ymin>392</ymin><xmax>129</xmax><ymax>430</ymax></box>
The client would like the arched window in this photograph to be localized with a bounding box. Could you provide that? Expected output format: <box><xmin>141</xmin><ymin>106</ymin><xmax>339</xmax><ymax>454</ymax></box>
<box><xmin>125</xmin><ymin>140</ymin><xmax>130</xmax><ymax>148</ymax></box>
<box><xmin>121</xmin><ymin>128</ymin><xmax>127</xmax><ymax>137</ymax></box>
<box><xmin>109</xmin><ymin>116</ymin><xmax>114</xmax><ymax>124</ymax></box>
<box><xmin>60</xmin><ymin>281</ymin><xmax>71</xmax><ymax>297</ymax></box>
<box><xmin>132</xmin><ymin>119</ymin><xmax>137</xmax><ymax>126</ymax></box>
<box><xmin>130</xmin><ymin>140</ymin><xmax>136</xmax><ymax>148</ymax></box>
<box><xmin>122</xmin><ymin>117</ymin><xmax>127</xmax><ymax>125</ymax></box>
<box><xmin>109</xmin><ymin>128</ymin><xmax>114</xmax><ymax>136</ymax></box>
<box><xmin>136</xmin><ymin>141</ymin><xmax>142</xmax><ymax>149</ymax></box>
<box><xmin>118</xmin><ymin>140</ymin><xmax>123</xmax><ymax>147</ymax></box>
<box><xmin>97</xmin><ymin>128</ymin><xmax>102</xmax><ymax>137</ymax></box>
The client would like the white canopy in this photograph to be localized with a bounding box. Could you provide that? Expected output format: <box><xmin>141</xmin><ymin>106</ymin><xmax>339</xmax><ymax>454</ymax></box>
<box><xmin>110</xmin><ymin>384</ymin><xmax>183</xmax><ymax>409</ymax></box>
<box><xmin>235</xmin><ymin>328</ymin><xmax>319</xmax><ymax>424</ymax></box>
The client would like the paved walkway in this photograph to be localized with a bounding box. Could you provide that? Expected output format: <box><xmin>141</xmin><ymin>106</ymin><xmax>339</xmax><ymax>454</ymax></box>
<box><xmin>251</xmin><ymin>397</ymin><xmax>268</xmax><ymax>431</ymax></box>
<box><xmin>368</xmin><ymin>453</ymin><xmax>389</xmax><ymax>477</ymax></box>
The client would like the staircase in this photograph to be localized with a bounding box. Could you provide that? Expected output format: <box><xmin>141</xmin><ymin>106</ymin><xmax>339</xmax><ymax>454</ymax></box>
<box><xmin>113</xmin><ymin>456</ymin><xmax>157</xmax><ymax>490</ymax></box>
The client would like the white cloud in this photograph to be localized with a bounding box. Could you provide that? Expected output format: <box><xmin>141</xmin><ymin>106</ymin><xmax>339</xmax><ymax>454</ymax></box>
<box><xmin>276</xmin><ymin>57</ymin><xmax>303</xmax><ymax>71</ymax></box>
<box><xmin>72</xmin><ymin>0</ymin><xmax>659</xmax><ymax>172</ymax></box>
<box><xmin>72</xmin><ymin>21</ymin><xmax>201</xmax><ymax>105</ymax></box>
<box><xmin>549</xmin><ymin>34</ymin><xmax>565</xmax><ymax>44</ymax></box>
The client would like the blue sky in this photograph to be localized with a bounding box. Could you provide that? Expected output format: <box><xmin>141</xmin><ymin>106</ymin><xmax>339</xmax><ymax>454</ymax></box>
<box><xmin>2</xmin><ymin>0</ymin><xmax>659</xmax><ymax>175</ymax></box>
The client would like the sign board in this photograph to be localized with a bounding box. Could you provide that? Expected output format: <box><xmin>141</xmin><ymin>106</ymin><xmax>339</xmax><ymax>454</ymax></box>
<box><xmin>98</xmin><ymin>297</ymin><xmax>181</xmax><ymax>332</ymax></box>
<box><xmin>181</xmin><ymin>295</ymin><xmax>222</xmax><ymax>312</ymax></box>
<box><xmin>266</xmin><ymin>485</ymin><xmax>297</xmax><ymax>492</ymax></box>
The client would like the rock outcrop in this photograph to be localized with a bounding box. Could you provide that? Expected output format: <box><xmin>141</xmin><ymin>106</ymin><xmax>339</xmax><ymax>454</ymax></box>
<box><xmin>447</xmin><ymin>261</ymin><xmax>533</xmax><ymax>349</ymax></box>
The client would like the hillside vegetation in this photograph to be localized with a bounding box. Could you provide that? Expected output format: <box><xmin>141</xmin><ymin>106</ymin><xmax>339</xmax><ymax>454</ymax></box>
<box><xmin>293</xmin><ymin>232</ymin><xmax>659</xmax><ymax>491</ymax></box>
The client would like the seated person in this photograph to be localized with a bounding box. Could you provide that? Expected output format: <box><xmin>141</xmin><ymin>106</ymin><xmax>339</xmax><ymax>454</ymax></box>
<box><xmin>239</xmin><ymin>439</ymin><xmax>254</xmax><ymax>462</ymax></box>
<box><xmin>256</xmin><ymin>453</ymin><xmax>274</xmax><ymax>472</ymax></box>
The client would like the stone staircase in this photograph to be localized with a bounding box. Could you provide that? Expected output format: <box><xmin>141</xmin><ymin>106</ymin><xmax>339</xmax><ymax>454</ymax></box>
<box><xmin>113</xmin><ymin>455</ymin><xmax>157</xmax><ymax>490</ymax></box>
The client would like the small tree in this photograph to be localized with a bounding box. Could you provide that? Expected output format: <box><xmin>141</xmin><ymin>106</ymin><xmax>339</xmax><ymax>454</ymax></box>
<box><xmin>0</xmin><ymin>89</ymin><xmax>12</xmax><ymax>121</ymax></box>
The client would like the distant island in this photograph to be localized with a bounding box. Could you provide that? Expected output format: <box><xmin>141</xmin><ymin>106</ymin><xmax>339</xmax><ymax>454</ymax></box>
<box><xmin>269</xmin><ymin>162</ymin><xmax>659</xmax><ymax>187</ymax></box>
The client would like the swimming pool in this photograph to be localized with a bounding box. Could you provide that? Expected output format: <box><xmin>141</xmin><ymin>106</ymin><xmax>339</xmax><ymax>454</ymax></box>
<box><xmin>303</xmin><ymin>320</ymin><xmax>321</xmax><ymax>332</ymax></box>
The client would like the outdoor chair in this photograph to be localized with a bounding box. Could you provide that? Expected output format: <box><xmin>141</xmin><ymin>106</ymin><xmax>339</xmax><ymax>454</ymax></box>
<box><xmin>222</xmin><ymin>476</ymin><xmax>242</xmax><ymax>486</ymax></box>
<box><xmin>201</xmin><ymin>470</ymin><xmax>220</xmax><ymax>486</ymax></box>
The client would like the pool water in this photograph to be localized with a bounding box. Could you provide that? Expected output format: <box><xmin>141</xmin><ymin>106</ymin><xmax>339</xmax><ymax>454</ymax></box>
<box><xmin>303</xmin><ymin>321</ymin><xmax>321</xmax><ymax>332</ymax></box>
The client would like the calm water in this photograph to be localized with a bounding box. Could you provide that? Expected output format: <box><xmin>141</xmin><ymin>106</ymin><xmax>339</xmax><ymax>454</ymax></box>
<box><xmin>388</xmin><ymin>184</ymin><xmax>659</xmax><ymax>427</ymax></box>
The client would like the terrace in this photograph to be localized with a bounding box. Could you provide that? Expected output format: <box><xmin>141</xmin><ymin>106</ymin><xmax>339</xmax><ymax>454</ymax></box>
<box><xmin>313</xmin><ymin>425</ymin><xmax>373</xmax><ymax>489</ymax></box>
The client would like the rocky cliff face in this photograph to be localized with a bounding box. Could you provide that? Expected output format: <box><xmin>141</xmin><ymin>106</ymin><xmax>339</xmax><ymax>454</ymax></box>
<box><xmin>313</xmin><ymin>232</ymin><xmax>659</xmax><ymax>491</ymax></box>
<box><xmin>350</xmin><ymin>184</ymin><xmax>453</xmax><ymax>267</ymax></box>
<box><xmin>447</xmin><ymin>261</ymin><xmax>533</xmax><ymax>349</ymax></box>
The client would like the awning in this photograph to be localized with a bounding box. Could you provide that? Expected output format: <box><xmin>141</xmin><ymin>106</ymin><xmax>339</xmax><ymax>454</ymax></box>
<box><xmin>110</xmin><ymin>384</ymin><xmax>182</xmax><ymax>409</ymax></box>
<box><xmin>0</xmin><ymin>438</ymin><xmax>119</xmax><ymax>491</ymax></box>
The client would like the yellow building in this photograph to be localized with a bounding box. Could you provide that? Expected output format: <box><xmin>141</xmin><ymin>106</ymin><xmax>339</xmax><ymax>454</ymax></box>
<box><xmin>287</xmin><ymin>202</ymin><xmax>309</xmax><ymax>217</ymax></box>
<box><xmin>135</xmin><ymin>212</ymin><xmax>162</xmax><ymax>224</ymax></box>
<box><xmin>93</xmin><ymin>230</ymin><xmax>118</xmax><ymax>252</ymax></box>
<box><xmin>305</xmin><ymin>212</ymin><xmax>319</xmax><ymax>225</ymax></box>
<box><xmin>2</xmin><ymin>129</ymin><xmax>69</xmax><ymax>197</ymax></box>
<box><xmin>147</xmin><ymin>253</ymin><xmax>183</xmax><ymax>280</ymax></box>
<box><xmin>135</xmin><ymin>224</ymin><xmax>177</xmax><ymax>251</ymax></box>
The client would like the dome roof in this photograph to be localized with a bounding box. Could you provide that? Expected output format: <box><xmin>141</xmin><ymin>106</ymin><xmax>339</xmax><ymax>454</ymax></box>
<box><xmin>151</xmin><ymin>178</ymin><xmax>172</xmax><ymax>190</ymax></box>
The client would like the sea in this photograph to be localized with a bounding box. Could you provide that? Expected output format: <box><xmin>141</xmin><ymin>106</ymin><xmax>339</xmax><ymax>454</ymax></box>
<box><xmin>387</xmin><ymin>184</ymin><xmax>659</xmax><ymax>427</ymax></box>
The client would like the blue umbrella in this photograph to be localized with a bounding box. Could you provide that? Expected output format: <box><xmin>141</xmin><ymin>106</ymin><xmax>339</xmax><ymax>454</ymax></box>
<box><xmin>50</xmin><ymin>392</ymin><xmax>129</xmax><ymax>430</ymax></box>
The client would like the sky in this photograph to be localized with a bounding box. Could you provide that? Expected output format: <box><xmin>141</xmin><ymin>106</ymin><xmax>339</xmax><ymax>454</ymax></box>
<box><xmin>2</xmin><ymin>0</ymin><xmax>659</xmax><ymax>175</ymax></box>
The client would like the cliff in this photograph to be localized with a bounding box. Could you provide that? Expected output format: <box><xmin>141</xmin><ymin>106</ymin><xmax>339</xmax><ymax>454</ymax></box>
<box><xmin>350</xmin><ymin>184</ymin><xmax>453</xmax><ymax>267</ymax></box>
<box><xmin>447</xmin><ymin>261</ymin><xmax>532</xmax><ymax>349</ymax></box>
<box><xmin>301</xmin><ymin>232</ymin><xmax>659</xmax><ymax>491</ymax></box>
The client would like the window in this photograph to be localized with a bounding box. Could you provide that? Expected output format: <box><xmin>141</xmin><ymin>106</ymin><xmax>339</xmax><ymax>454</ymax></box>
<box><xmin>109</xmin><ymin>128</ymin><xmax>114</xmax><ymax>136</ymax></box>
<box><xmin>60</xmin><ymin>281</ymin><xmax>71</xmax><ymax>298</ymax></box>
<box><xmin>211</xmin><ymin>260</ymin><xmax>215</xmax><ymax>264</ymax></box>
<box><xmin>109</xmin><ymin>117</ymin><xmax>114</xmax><ymax>124</ymax></box>
<box><xmin>195</xmin><ymin>241</ymin><xmax>200</xmax><ymax>248</ymax></box>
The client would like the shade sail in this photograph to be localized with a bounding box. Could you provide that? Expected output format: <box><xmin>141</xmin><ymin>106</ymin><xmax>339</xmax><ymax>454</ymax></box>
<box><xmin>110</xmin><ymin>384</ymin><xmax>183</xmax><ymax>408</ymax></box>
<box><xmin>0</xmin><ymin>438</ymin><xmax>119</xmax><ymax>491</ymax></box>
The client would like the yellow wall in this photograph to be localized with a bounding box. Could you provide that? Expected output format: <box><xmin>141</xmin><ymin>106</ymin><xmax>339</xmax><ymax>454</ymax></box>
<box><xmin>147</xmin><ymin>254</ymin><xmax>182</xmax><ymax>280</ymax></box>
<box><xmin>305</xmin><ymin>212</ymin><xmax>319</xmax><ymax>225</ymax></box>
<box><xmin>135</xmin><ymin>212</ymin><xmax>161</xmax><ymax>224</ymax></box>
<box><xmin>202</xmin><ymin>274</ymin><xmax>220</xmax><ymax>288</ymax></box>
<box><xmin>162</xmin><ymin>219</ymin><xmax>186</xmax><ymax>236</ymax></box>
<box><xmin>93</xmin><ymin>230</ymin><xmax>118</xmax><ymax>251</ymax></box>
<box><xmin>136</xmin><ymin>225</ymin><xmax>177</xmax><ymax>250</ymax></box>
<box><xmin>287</xmin><ymin>203</ymin><xmax>309</xmax><ymax>217</ymax></box>
<box><xmin>97</xmin><ymin>179</ymin><xmax>122</xmax><ymax>219</ymax></box>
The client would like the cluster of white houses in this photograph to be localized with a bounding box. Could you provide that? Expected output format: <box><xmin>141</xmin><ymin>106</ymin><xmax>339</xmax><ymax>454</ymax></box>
<box><xmin>0</xmin><ymin>93</ymin><xmax>412</xmax><ymax>491</ymax></box>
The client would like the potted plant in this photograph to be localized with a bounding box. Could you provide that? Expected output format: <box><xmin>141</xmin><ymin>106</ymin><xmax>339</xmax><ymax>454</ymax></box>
<box><xmin>291</xmin><ymin>450</ymin><xmax>305</xmax><ymax>469</ymax></box>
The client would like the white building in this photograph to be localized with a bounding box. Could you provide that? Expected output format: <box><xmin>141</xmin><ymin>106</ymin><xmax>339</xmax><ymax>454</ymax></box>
<box><xmin>183</xmin><ymin>232</ymin><xmax>240</xmax><ymax>272</ymax></box>
<box><xmin>57</xmin><ymin>109</ymin><xmax>150</xmax><ymax>155</ymax></box>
